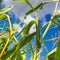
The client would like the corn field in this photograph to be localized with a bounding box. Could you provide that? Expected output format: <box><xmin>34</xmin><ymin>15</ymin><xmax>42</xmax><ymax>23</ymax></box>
<box><xmin>0</xmin><ymin>0</ymin><xmax>60</xmax><ymax>60</ymax></box>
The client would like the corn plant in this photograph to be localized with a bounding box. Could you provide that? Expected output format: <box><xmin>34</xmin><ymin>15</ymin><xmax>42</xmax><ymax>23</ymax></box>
<box><xmin>0</xmin><ymin>0</ymin><xmax>60</xmax><ymax>60</ymax></box>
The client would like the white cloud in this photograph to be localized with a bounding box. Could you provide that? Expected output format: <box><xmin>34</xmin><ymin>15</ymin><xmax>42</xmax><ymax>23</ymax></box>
<box><xmin>57</xmin><ymin>9</ymin><xmax>60</xmax><ymax>14</ymax></box>
<box><xmin>3</xmin><ymin>0</ymin><xmax>13</xmax><ymax>6</ymax></box>
<box><xmin>29</xmin><ymin>24</ymin><xmax>36</xmax><ymax>34</ymax></box>
<box><xmin>23</xmin><ymin>15</ymin><xmax>35</xmax><ymax>24</ymax></box>
<box><xmin>42</xmin><ymin>18</ymin><xmax>48</xmax><ymax>27</ymax></box>
<box><xmin>13</xmin><ymin>23</ymin><xmax>19</xmax><ymax>28</ymax></box>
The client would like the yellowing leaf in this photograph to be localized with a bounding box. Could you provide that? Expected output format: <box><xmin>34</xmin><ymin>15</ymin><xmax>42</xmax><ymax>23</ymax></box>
<box><xmin>0</xmin><ymin>5</ymin><xmax>14</xmax><ymax>14</ymax></box>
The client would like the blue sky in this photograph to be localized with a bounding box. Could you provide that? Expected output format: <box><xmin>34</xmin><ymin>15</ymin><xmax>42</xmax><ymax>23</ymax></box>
<box><xmin>0</xmin><ymin>0</ymin><xmax>60</xmax><ymax>60</ymax></box>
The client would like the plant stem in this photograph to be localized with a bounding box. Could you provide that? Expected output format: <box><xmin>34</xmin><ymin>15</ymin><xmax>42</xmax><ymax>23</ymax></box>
<box><xmin>42</xmin><ymin>36</ymin><xmax>60</xmax><ymax>42</ymax></box>
<box><xmin>0</xmin><ymin>38</ymin><xmax>9</xmax><ymax>57</ymax></box>
<box><xmin>41</xmin><ymin>0</ymin><xmax>59</xmax><ymax>39</ymax></box>
<box><xmin>0</xmin><ymin>14</ymin><xmax>14</xmax><ymax>57</ymax></box>
<box><xmin>43</xmin><ymin>44</ymin><xmax>49</xmax><ymax>53</ymax></box>
<box><xmin>22</xmin><ymin>47</ymin><xmax>35</xmax><ymax>54</ymax></box>
<box><xmin>6</xmin><ymin>15</ymin><xmax>12</xmax><ymax>35</ymax></box>
<box><xmin>35</xmin><ymin>12</ymin><xmax>41</xmax><ymax>52</ymax></box>
<box><xmin>13</xmin><ymin>35</ymin><xmax>18</xmax><ymax>43</ymax></box>
<box><xmin>30</xmin><ymin>41</ymin><xmax>34</xmax><ymax>55</ymax></box>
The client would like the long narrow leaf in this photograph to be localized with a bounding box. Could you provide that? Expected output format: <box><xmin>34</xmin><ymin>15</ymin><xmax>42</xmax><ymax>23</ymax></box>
<box><xmin>13</xmin><ymin>0</ymin><xmax>33</xmax><ymax>8</ymax></box>
<box><xmin>35</xmin><ymin>13</ymin><xmax>41</xmax><ymax>52</ymax></box>
<box><xmin>0</xmin><ymin>5</ymin><xmax>14</xmax><ymax>14</ymax></box>
<box><xmin>25</xmin><ymin>1</ymin><xmax>51</xmax><ymax>17</ymax></box>
<box><xmin>10</xmin><ymin>32</ymin><xmax>36</xmax><ymax>59</ymax></box>
<box><xmin>16</xmin><ymin>20</ymin><xmax>36</xmax><ymax>38</ymax></box>
<box><xmin>0</xmin><ymin>28</ymin><xmax>17</xmax><ymax>38</ymax></box>
<box><xmin>55</xmin><ymin>38</ymin><xmax>60</xmax><ymax>60</ymax></box>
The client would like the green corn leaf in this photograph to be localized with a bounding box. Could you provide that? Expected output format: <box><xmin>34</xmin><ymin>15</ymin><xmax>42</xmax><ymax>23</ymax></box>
<box><xmin>13</xmin><ymin>0</ymin><xmax>33</xmax><ymax>8</ymax></box>
<box><xmin>0</xmin><ymin>5</ymin><xmax>14</xmax><ymax>14</ymax></box>
<box><xmin>22</xmin><ymin>20</ymin><xmax>36</xmax><ymax>37</ymax></box>
<box><xmin>53</xmin><ymin>22</ymin><xmax>60</xmax><ymax>28</ymax></box>
<box><xmin>54</xmin><ymin>19</ymin><xmax>60</xmax><ymax>24</ymax></box>
<box><xmin>35</xmin><ymin>14</ymin><xmax>41</xmax><ymax>52</ymax></box>
<box><xmin>16</xmin><ymin>51</ymin><xmax>23</xmax><ymax>60</ymax></box>
<box><xmin>16</xmin><ymin>51</ymin><xmax>26</xmax><ymax>60</ymax></box>
<box><xmin>30</xmin><ymin>41</ymin><xmax>34</xmax><ymax>55</ymax></box>
<box><xmin>0</xmin><ymin>28</ymin><xmax>17</xmax><ymax>39</ymax></box>
<box><xmin>55</xmin><ymin>38</ymin><xmax>60</xmax><ymax>60</ymax></box>
<box><xmin>11</xmin><ymin>51</ymin><xmax>26</xmax><ymax>60</ymax></box>
<box><xmin>52</xmin><ymin>19</ymin><xmax>60</xmax><ymax>28</ymax></box>
<box><xmin>25</xmin><ymin>1</ymin><xmax>51</xmax><ymax>16</ymax></box>
<box><xmin>0</xmin><ymin>39</ymin><xmax>4</xmax><ymax>44</ymax></box>
<box><xmin>26</xmin><ymin>20</ymin><xmax>36</xmax><ymax>33</ymax></box>
<box><xmin>17</xmin><ymin>32</ymin><xmax>36</xmax><ymax>50</ymax></box>
<box><xmin>16</xmin><ymin>20</ymin><xmax>36</xmax><ymax>38</ymax></box>
<box><xmin>0</xmin><ymin>31</ymin><xmax>9</xmax><ymax>39</ymax></box>
<box><xmin>0</xmin><ymin>39</ymin><xmax>5</xmax><ymax>52</ymax></box>
<box><xmin>1</xmin><ymin>47</ymin><xmax>16</xmax><ymax>60</ymax></box>
<box><xmin>1</xmin><ymin>45</ymin><xmax>26</xmax><ymax>60</ymax></box>
<box><xmin>22</xmin><ymin>47</ymin><xmax>35</xmax><ymax>54</ymax></box>
<box><xmin>45</xmin><ymin>48</ymin><xmax>56</xmax><ymax>60</ymax></box>
<box><xmin>13</xmin><ymin>0</ymin><xmax>26</xmax><ymax>2</ymax></box>
<box><xmin>9</xmin><ymin>32</ymin><xmax>36</xmax><ymax>59</ymax></box>
<box><xmin>53</xmin><ymin>14</ymin><xmax>60</xmax><ymax>19</ymax></box>
<box><xmin>30</xmin><ymin>51</ymin><xmax>41</xmax><ymax>60</ymax></box>
<box><xmin>0</xmin><ymin>14</ymin><xmax>7</xmax><ymax>20</ymax></box>
<box><xmin>0</xmin><ymin>0</ymin><xmax>2</xmax><ymax>2</ymax></box>
<box><xmin>6</xmin><ymin>15</ymin><xmax>13</xmax><ymax>35</ymax></box>
<box><xmin>1</xmin><ymin>32</ymin><xmax>36</xmax><ymax>59</ymax></box>
<box><xmin>0</xmin><ymin>38</ymin><xmax>6</xmax><ymax>46</ymax></box>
